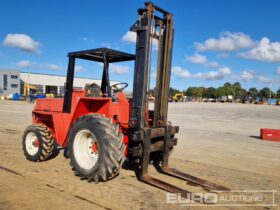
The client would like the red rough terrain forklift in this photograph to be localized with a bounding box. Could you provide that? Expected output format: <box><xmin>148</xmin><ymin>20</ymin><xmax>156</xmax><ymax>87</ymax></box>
<box><xmin>22</xmin><ymin>2</ymin><xmax>228</xmax><ymax>202</ymax></box>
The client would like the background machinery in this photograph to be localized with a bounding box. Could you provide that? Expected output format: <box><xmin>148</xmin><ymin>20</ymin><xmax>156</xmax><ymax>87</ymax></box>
<box><xmin>23</xmin><ymin>83</ymin><xmax>37</xmax><ymax>101</ymax></box>
<box><xmin>172</xmin><ymin>93</ymin><xmax>184</xmax><ymax>102</ymax></box>
<box><xmin>22</xmin><ymin>2</ymin><xmax>228</xmax><ymax>202</ymax></box>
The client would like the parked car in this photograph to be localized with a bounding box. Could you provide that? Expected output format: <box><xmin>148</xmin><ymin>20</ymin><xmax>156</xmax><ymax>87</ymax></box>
<box><xmin>207</xmin><ymin>98</ymin><xmax>216</xmax><ymax>102</ymax></box>
<box><xmin>241</xmin><ymin>96</ymin><xmax>253</xmax><ymax>103</ymax></box>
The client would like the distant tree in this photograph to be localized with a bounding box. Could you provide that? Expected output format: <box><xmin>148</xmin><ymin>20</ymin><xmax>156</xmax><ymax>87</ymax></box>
<box><xmin>185</xmin><ymin>87</ymin><xmax>197</xmax><ymax>97</ymax></box>
<box><xmin>248</xmin><ymin>87</ymin><xmax>259</xmax><ymax>99</ymax></box>
<box><xmin>258</xmin><ymin>87</ymin><xmax>271</xmax><ymax>99</ymax></box>
<box><xmin>233</xmin><ymin>82</ymin><xmax>241</xmax><ymax>88</ymax></box>
<box><xmin>169</xmin><ymin>87</ymin><xmax>181</xmax><ymax>97</ymax></box>
<box><xmin>215</xmin><ymin>86</ymin><xmax>225</xmax><ymax>97</ymax></box>
<box><xmin>277</xmin><ymin>89</ymin><xmax>280</xmax><ymax>98</ymax></box>
<box><xmin>232</xmin><ymin>82</ymin><xmax>246</xmax><ymax>99</ymax></box>
<box><xmin>183</xmin><ymin>83</ymin><xmax>280</xmax><ymax>100</ymax></box>
<box><xmin>224</xmin><ymin>82</ymin><xmax>232</xmax><ymax>87</ymax></box>
<box><xmin>235</xmin><ymin>88</ymin><xmax>247</xmax><ymax>99</ymax></box>
<box><xmin>204</xmin><ymin>87</ymin><xmax>216</xmax><ymax>98</ymax></box>
<box><xmin>271</xmin><ymin>91</ymin><xmax>277</xmax><ymax>98</ymax></box>
<box><xmin>221</xmin><ymin>83</ymin><xmax>235</xmax><ymax>96</ymax></box>
<box><xmin>196</xmin><ymin>87</ymin><xmax>205</xmax><ymax>97</ymax></box>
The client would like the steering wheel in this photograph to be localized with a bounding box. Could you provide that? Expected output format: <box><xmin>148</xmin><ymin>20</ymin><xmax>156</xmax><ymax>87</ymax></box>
<box><xmin>110</xmin><ymin>82</ymin><xmax>128</xmax><ymax>93</ymax></box>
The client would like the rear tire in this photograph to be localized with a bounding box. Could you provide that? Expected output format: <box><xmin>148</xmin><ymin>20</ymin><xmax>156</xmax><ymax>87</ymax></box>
<box><xmin>22</xmin><ymin>124</ymin><xmax>59</xmax><ymax>162</ymax></box>
<box><xmin>68</xmin><ymin>114</ymin><xmax>126</xmax><ymax>183</ymax></box>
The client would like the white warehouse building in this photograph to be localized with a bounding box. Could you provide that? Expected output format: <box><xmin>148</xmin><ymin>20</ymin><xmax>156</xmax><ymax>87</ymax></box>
<box><xmin>20</xmin><ymin>72</ymin><xmax>103</xmax><ymax>95</ymax></box>
<box><xmin>0</xmin><ymin>69</ymin><xmax>112</xmax><ymax>97</ymax></box>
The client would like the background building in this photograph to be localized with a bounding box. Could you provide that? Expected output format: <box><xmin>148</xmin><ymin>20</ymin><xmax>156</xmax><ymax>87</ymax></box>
<box><xmin>0</xmin><ymin>69</ymin><xmax>20</xmax><ymax>96</ymax></box>
<box><xmin>0</xmin><ymin>69</ymin><xmax>113</xmax><ymax>97</ymax></box>
<box><xmin>20</xmin><ymin>72</ymin><xmax>104</xmax><ymax>96</ymax></box>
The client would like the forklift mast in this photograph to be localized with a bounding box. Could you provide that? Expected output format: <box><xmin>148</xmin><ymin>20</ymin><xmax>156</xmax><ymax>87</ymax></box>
<box><xmin>129</xmin><ymin>1</ymin><xmax>177</xmax><ymax>179</ymax></box>
<box><xmin>130</xmin><ymin>2</ymin><xmax>174</xmax><ymax>130</ymax></box>
<box><xmin>128</xmin><ymin>4</ymin><xmax>229</xmax><ymax>199</ymax></box>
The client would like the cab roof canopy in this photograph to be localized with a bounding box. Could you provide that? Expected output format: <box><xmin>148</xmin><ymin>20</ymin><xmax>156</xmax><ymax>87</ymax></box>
<box><xmin>68</xmin><ymin>48</ymin><xmax>135</xmax><ymax>63</ymax></box>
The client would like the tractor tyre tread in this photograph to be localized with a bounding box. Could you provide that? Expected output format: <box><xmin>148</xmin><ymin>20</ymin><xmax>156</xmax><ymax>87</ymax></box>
<box><xmin>68</xmin><ymin>114</ymin><xmax>126</xmax><ymax>183</ymax></box>
<box><xmin>22</xmin><ymin>124</ymin><xmax>59</xmax><ymax>162</ymax></box>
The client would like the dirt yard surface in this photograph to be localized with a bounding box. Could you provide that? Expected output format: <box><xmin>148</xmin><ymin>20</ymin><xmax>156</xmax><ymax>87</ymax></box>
<box><xmin>0</xmin><ymin>101</ymin><xmax>279</xmax><ymax>210</ymax></box>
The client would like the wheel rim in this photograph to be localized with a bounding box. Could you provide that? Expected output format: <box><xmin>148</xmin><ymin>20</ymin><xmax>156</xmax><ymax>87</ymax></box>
<box><xmin>25</xmin><ymin>132</ymin><xmax>39</xmax><ymax>155</ymax></box>
<box><xmin>73</xmin><ymin>130</ymin><xmax>99</xmax><ymax>170</ymax></box>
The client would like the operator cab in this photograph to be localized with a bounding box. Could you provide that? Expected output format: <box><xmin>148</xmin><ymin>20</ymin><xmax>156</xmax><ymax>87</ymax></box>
<box><xmin>63</xmin><ymin>48</ymin><xmax>135</xmax><ymax>112</ymax></box>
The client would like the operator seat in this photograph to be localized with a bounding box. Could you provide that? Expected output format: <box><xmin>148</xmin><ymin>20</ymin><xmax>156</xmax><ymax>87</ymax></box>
<box><xmin>85</xmin><ymin>83</ymin><xmax>101</xmax><ymax>97</ymax></box>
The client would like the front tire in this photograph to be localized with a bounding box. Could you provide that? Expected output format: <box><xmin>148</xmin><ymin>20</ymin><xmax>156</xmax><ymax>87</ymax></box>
<box><xmin>22</xmin><ymin>124</ymin><xmax>58</xmax><ymax>162</ymax></box>
<box><xmin>68</xmin><ymin>114</ymin><xmax>126</xmax><ymax>183</ymax></box>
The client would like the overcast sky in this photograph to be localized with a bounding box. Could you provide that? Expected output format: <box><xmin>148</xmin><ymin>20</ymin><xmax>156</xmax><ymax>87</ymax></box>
<box><xmin>0</xmin><ymin>0</ymin><xmax>280</xmax><ymax>91</ymax></box>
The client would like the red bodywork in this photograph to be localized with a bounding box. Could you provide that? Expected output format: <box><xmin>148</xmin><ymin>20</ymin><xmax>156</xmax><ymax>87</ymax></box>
<box><xmin>32</xmin><ymin>90</ymin><xmax>130</xmax><ymax>153</ymax></box>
